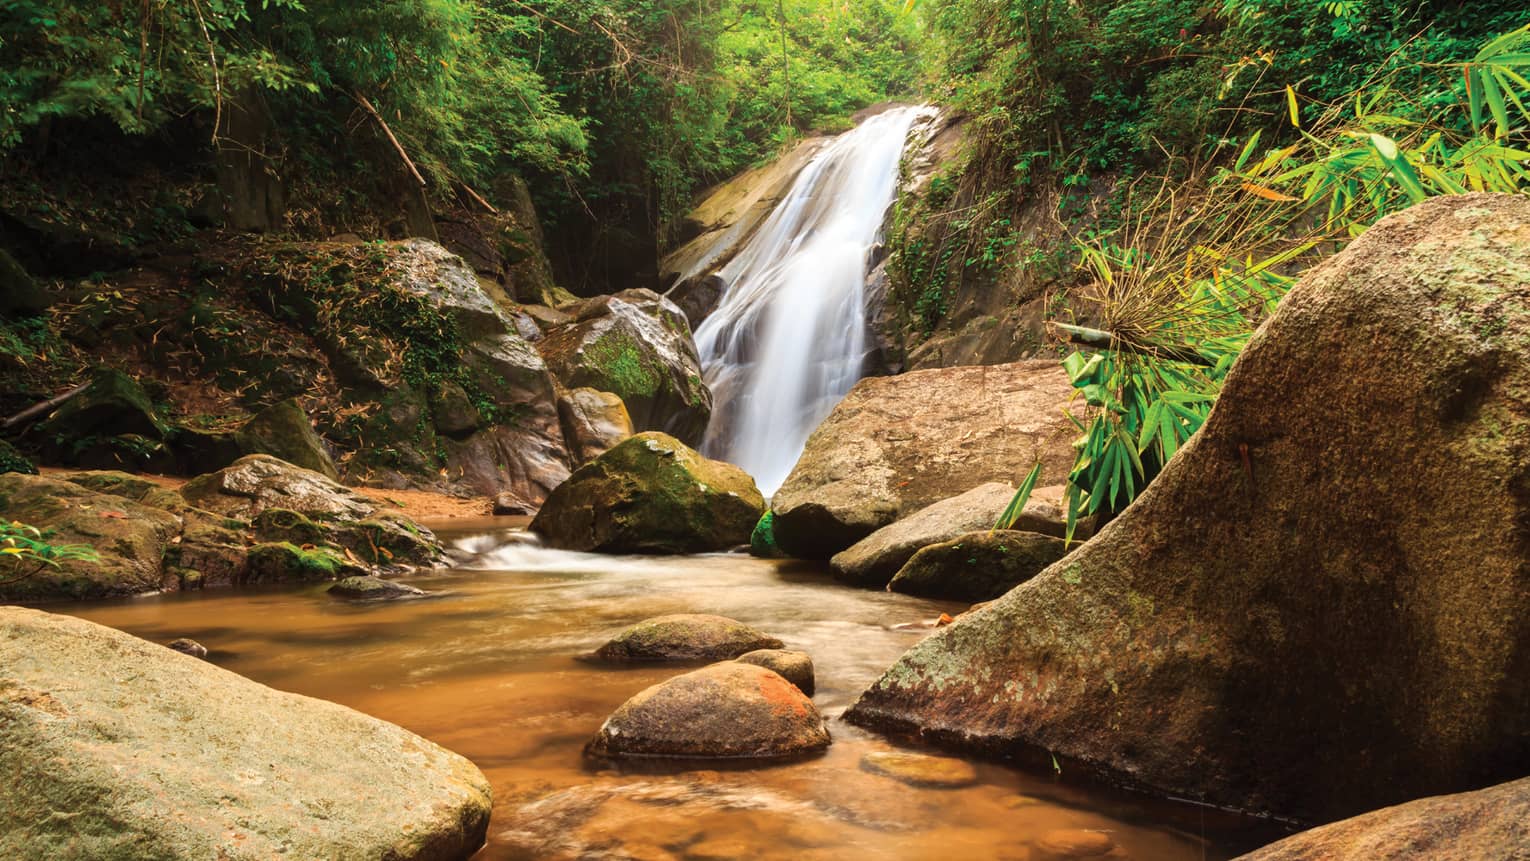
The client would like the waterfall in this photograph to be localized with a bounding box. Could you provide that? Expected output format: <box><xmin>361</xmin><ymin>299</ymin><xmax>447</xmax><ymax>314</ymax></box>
<box><xmin>693</xmin><ymin>105</ymin><xmax>934</xmax><ymax>495</ymax></box>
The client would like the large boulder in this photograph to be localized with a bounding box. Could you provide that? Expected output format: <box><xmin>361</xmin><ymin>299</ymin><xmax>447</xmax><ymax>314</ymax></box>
<box><xmin>244</xmin><ymin>240</ymin><xmax>572</xmax><ymax>504</ymax></box>
<box><xmin>32</xmin><ymin>368</ymin><xmax>169</xmax><ymax>469</ymax></box>
<box><xmin>234</xmin><ymin>398</ymin><xmax>339</xmax><ymax>480</ymax></box>
<box><xmin>0</xmin><ymin>247</ymin><xmax>50</xmax><ymax>315</ymax></box>
<box><xmin>0</xmin><ymin>473</ymin><xmax>180</xmax><ymax>601</ymax></box>
<box><xmin>0</xmin><ymin>607</ymin><xmax>491</xmax><ymax>859</ymax></box>
<box><xmin>536</xmin><ymin>290</ymin><xmax>712</xmax><ymax>446</ymax></box>
<box><xmin>592</xmin><ymin>614</ymin><xmax>784</xmax><ymax>663</ymax></box>
<box><xmin>1237</xmin><ymin>777</ymin><xmax>1530</xmax><ymax>860</ymax></box>
<box><xmin>844</xmin><ymin>195</ymin><xmax>1530</xmax><ymax>823</ymax></box>
<box><xmin>888</xmin><ymin>530</ymin><xmax>1070</xmax><ymax>602</ymax></box>
<box><xmin>829</xmin><ymin>482</ymin><xmax>1016</xmax><ymax>588</ymax></box>
<box><xmin>530</xmin><ymin>432</ymin><xmax>764</xmax><ymax>554</ymax></box>
<box><xmin>586</xmin><ymin>662</ymin><xmax>831</xmax><ymax>760</ymax></box>
<box><xmin>771</xmin><ymin>360</ymin><xmax>1076</xmax><ymax>559</ymax></box>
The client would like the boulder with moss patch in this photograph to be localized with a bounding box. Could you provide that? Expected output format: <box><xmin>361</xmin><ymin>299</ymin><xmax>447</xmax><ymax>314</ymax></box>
<box><xmin>0</xmin><ymin>440</ymin><xmax>36</xmax><ymax>475</ymax></box>
<box><xmin>531</xmin><ymin>432</ymin><xmax>763</xmax><ymax>554</ymax></box>
<box><xmin>537</xmin><ymin>290</ymin><xmax>712</xmax><ymax>446</ymax></box>
<box><xmin>33</xmin><ymin>369</ymin><xmax>169</xmax><ymax>468</ymax></box>
<box><xmin>845</xmin><ymin>195</ymin><xmax>1530</xmax><ymax>823</ymax></box>
<box><xmin>234</xmin><ymin>398</ymin><xmax>339</xmax><ymax>480</ymax></box>
<box><xmin>888</xmin><ymin>530</ymin><xmax>1070</xmax><ymax>602</ymax></box>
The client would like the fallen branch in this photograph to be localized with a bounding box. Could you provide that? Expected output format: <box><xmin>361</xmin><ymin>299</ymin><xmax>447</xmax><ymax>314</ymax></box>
<box><xmin>1049</xmin><ymin>322</ymin><xmax>1216</xmax><ymax>367</ymax></box>
<box><xmin>353</xmin><ymin>92</ymin><xmax>427</xmax><ymax>189</ymax></box>
<box><xmin>2</xmin><ymin>383</ymin><xmax>88</xmax><ymax>431</ymax></box>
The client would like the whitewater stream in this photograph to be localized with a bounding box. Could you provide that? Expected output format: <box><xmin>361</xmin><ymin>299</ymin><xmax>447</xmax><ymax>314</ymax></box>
<box><xmin>694</xmin><ymin>106</ymin><xmax>933</xmax><ymax>495</ymax></box>
<box><xmin>55</xmin><ymin>521</ymin><xmax>1279</xmax><ymax>860</ymax></box>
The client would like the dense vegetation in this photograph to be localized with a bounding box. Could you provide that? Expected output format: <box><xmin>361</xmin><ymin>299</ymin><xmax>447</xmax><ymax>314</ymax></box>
<box><xmin>0</xmin><ymin>0</ymin><xmax>919</xmax><ymax>287</ymax></box>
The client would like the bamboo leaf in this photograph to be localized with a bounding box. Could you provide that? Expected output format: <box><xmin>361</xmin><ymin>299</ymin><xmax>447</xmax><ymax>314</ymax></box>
<box><xmin>994</xmin><ymin>462</ymin><xmax>1043</xmax><ymax>530</ymax></box>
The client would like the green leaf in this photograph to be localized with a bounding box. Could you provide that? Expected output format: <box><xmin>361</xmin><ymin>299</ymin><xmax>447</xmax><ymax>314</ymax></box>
<box><xmin>994</xmin><ymin>462</ymin><xmax>1043</xmax><ymax>530</ymax></box>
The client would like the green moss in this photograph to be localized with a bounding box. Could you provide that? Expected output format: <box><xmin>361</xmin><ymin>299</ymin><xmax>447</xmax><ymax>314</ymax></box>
<box><xmin>585</xmin><ymin>330</ymin><xmax>661</xmax><ymax>397</ymax></box>
<box><xmin>0</xmin><ymin>440</ymin><xmax>37</xmax><ymax>475</ymax></box>
<box><xmin>750</xmin><ymin>511</ymin><xmax>785</xmax><ymax>559</ymax></box>
<box><xmin>246</xmin><ymin>542</ymin><xmax>347</xmax><ymax>582</ymax></box>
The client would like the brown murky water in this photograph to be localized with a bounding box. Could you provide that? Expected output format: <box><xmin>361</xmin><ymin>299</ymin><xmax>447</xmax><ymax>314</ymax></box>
<box><xmin>56</xmin><ymin>520</ymin><xmax>1279</xmax><ymax>860</ymax></box>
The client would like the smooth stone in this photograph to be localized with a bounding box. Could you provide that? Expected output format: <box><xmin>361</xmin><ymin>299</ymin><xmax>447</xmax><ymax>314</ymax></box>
<box><xmin>593</xmin><ymin>614</ymin><xmax>784</xmax><ymax>663</ymax></box>
<box><xmin>735</xmin><ymin>649</ymin><xmax>815</xmax><ymax>695</ymax></box>
<box><xmin>1035</xmin><ymin>829</ymin><xmax>1115</xmax><ymax>858</ymax></box>
<box><xmin>328</xmin><ymin>575</ymin><xmax>430</xmax><ymax>601</ymax></box>
<box><xmin>859</xmin><ymin>750</ymin><xmax>980</xmax><ymax>788</ymax></box>
<box><xmin>587</xmin><ymin>662</ymin><xmax>830</xmax><ymax>760</ymax></box>
<box><xmin>165</xmin><ymin>638</ymin><xmax>208</xmax><ymax>659</ymax></box>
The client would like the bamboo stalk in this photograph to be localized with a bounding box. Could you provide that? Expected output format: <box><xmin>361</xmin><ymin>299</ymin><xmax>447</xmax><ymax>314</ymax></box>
<box><xmin>354</xmin><ymin>92</ymin><xmax>427</xmax><ymax>189</ymax></box>
<box><xmin>1049</xmin><ymin>322</ymin><xmax>1215</xmax><ymax>367</ymax></box>
<box><xmin>2</xmin><ymin>383</ymin><xmax>88</xmax><ymax>431</ymax></box>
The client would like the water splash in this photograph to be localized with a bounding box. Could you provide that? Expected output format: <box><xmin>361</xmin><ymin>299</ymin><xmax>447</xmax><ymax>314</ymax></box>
<box><xmin>694</xmin><ymin>106</ymin><xmax>935</xmax><ymax>495</ymax></box>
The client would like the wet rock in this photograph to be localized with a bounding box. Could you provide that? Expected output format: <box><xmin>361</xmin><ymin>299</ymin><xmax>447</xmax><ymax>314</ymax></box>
<box><xmin>557</xmin><ymin>387</ymin><xmax>634</xmax><ymax>464</ymax></box>
<box><xmin>234</xmin><ymin>398</ymin><xmax>338</xmax><ymax>480</ymax></box>
<box><xmin>1236</xmin><ymin>776</ymin><xmax>1530</xmax><ymax>860</ymax></box>
<box><xmin>587</xmin><ymin>662</ymin><xmax>830</xmax><ymax>760</ymax></box>
<box><xmin>537</xmin><ymin>289</ymin><xmax>712</xmax><ymax>446</ymax></box>
<box><xmin>531</xmin><ymin>432</ymin><xmax>764</xmax><ymax>554</ymax></box>
<box><xmin>61</xmin><ymin>470</ymin><xmax>161</xmax><ymax>502</ymax></box>
<box><xmin>736</xmin><ymin>649</ymin><xmax>815</xmax><ymax>695</ymax></box>
<box><xmin>859</xmin><ymin>750</ymin><xmax>979</xmax><ymax>789</ymax></box>
<box><xmin>1034</xmin><ymin>829</ymin><xmax>1116</xmax><ymax>858</ymax></box>
<box><xmin>328</xmin><ymin>575</ymin><xmax>430</xmax><ymax>601</ymax></box>
<box><xmin>0</xmin><ymin>473</ymin><xmax>180</xmax><ymax>602</ymax></box>
<box><xmin>594</xmin><ymin>614</ymin><xmax>784</xmax><ymax>663</ymax></box>
<box><xmin>0</xmin><ymin>607</ymin><xmax>492</xmax><ymax>860</ymax></box>
<box><xmin>846</xmin><ymin>195</ymin><xmax>1530</xmax><ymax>822</ymax></box>
<box><xmin>245</xmin><ymin>542</ymin><xmax>358</xmax><ymax>583</ymax></box>
<box><xmin>888</xmin><ymin>530</ymin><xmax>1070</xmax><ymax>602</ymax></box>
<box><xmin>828</xmin><ymin>482</ymin><xmax>1017</xmax><ymax>588</ymax></box>
<box><xmin>166</xmin><ymin>638</ymin><xmax>208</xmax><ymax>658</ymax></box>
<box><xmin>182</xmin><ymin>454</ymin><xmax>377</xmax><ymax>521</ymax></box>
<box><xmin>771</xmin><ymin>360</ymin><xmax>1076</xmax><ymax>559</ymax></box>
<box><xmin>492</xmin><ymin>490</ymin><xmax>534</xmax><ymax>516</ymax></box>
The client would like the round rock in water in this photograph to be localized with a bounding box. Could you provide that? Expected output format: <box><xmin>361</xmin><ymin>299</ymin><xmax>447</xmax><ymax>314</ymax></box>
<box><xmin>1035</xmin><ymin>828</ymin><xmax>1116</xmax><ymax>858</ymax></box>
<box><xmin>593</xmin><ymin>614</ymin><xmax>783</xmax><ymax>663</ymax></box>
<box><xmin>328</xmin><ymin>575</ymin><xmax>429</xmax><ymax>601</ymax></box>
<box><xmin>859</xmin><ymin>750</ymin><xmax>979</xmax><ymax>788</ymax></box>
<box><xmin>735</xmin><ymin>649</ymin><xmax>815</xmax><ymax>695</ymax></box>
<box><xmin>587</xmin><ymin>662</ymin><xmax>830</xmax><ymax>760</ymax></box>
<box><xmin>165</xmin><ymin>638</ymin><xmax>208</xmax><ymax>659</ymax></box>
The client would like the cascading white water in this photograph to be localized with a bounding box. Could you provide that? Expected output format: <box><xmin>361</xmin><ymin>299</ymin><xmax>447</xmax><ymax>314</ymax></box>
<box><xmin>694</xmin><ymin>105</ymin><xmax>934</xmax><ymax>495</ymax></box>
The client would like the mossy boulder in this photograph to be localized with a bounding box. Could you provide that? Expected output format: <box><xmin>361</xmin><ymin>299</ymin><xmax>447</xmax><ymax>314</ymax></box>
<box><xmin>33</xmin><ymin>369</ymin><xmax>168</xmax><ymax>466</ymax></box>
<box><xmin>0</xmin><ymin>473</ymin><xmax>180</xmax><ymax>602</ymax></box>
<box><xmin>0</xmin><ymin>607</ymin><xmax>492</xmax><ymax>860</ymax></box>
<box><xmin>0</xmin><ymin>439</ymin><xmax>37</xmax><ymax>475</ymax></box>
<box><xmin>234</xmin><ymin>398</ymin><xmax>339</xmax><ymax>480</ymax></box>
<box><xmin>245</xmin><ymin>542</ymin><xmax>358</xmax><ymax>583</ymax></box>
<box><xmin>586</xmin><ymin>662</ymin><xmax>831</xmax><ymax>760</ymax></box>
<box><xmin>845</xmin><ymin>195</ymin><xmax>1530</xmax><ymax>823</ymax></box>
<box><xmin>592</xmin><ymin>614</ymin><xmax>784</xmax><ymax>663</ymax></box>
<box><xmin>537</xmin><ymin>290</ymin><xmax>712</xmax><ymax>446</ymax></box>
<box><xmin>530</xmin><ymin>432</ymin><xmax>764</xmax><ymax>554</ymax></box>
<box><xmin>0</xmin><ymin>247</ymin><xmax>50</xmax><ymax>315</ymax></box>
<box><xmin>748</xmin><ymin>511</ymin><xmax>785</xmax><ymax>558</ymax></box>
<box><xmin>887</xmin><ymin>530</ymin><xmax>1070</xmax><ymax>602</ymax></box>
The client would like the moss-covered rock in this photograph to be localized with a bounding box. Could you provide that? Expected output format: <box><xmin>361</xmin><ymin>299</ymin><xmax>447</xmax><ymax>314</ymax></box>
<box><xmin>0</xmin><ymin>247</ymin><xmax>50</xmax><ymax>316</ymax></box>
<box><xmin>748</xmin><ymin>511</ymin><xmax>784</xmax><ymax>558</ymax></box>
<box><xmin>828</xmin><ymin>482</ymin><xmax>1018</xmax><ymax>588</ymax></box>
<box><xmin>845</xmin><ymin>195</ymin><xmax>1530</xmax><ymax>823</ymax></box>
<box><xmin>0</xmin><ymin>439</ymin><xmax>37</xmax><ymax>475</ymax></box>
<box><xmin>34</xmin><ymin>369</ymin><xmax>168</xmax><ymax>466</ymax></box>
<box><xmin>887</xmin><ymin>530</ymin><xmax>1070</xmax><ymax>602</ymax></box>
<box><xmin>328</xmin><ymin>575</ymin><xmax>431</xmax><ymax>601</ymax></box>
<box><xmin>0</xmin><ymin>607</ymin><xmax>492</xmax><ymax>860</ymax></box>
<box><xmin>245</xmin><ymin>542</ymin><xmax>357</xmax><ymax>583</ymax></box>
<box><xmin>0</xmin><ymin>473</ymin><xmax>180</xmax><ymax>602</ymax></box>
<box><xmin>530</xmin><ymin>432</ymin><xmax>764</xmax><ymax>554</ymax></box>
<box><xmin>234</xmin><ymin>398</ymin><xmax>338</xmax><ymax>480</ymax></box>
<box><xmin>537</xmin><ymin>290</ymin><xmax>712</xmax><ymax>446</ymax></box>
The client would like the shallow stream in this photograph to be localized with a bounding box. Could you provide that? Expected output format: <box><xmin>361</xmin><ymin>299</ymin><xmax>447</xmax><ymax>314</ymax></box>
<box><xmin>56</xmin><ymin>520</ymin><xmax>1279</xmax><ymax>860</ymax></box>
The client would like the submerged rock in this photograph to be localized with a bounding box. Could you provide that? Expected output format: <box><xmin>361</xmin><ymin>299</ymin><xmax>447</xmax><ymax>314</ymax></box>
<box><xmin>587</xmin><ymin>662</ymin><xmax>830</xmax><ymax>760</ymax></box>
<box><xmin>1236</xmin><ymin>776</ymin><xmax>1530</xmax><ymax>860</ymax></box>
<box><xmin>328</xmin><ymin>575</ymin><xmax>430</xmax><ymax>601</ymax></box>
<box><xmin>859</xmin><ymin>750</ymin><xmax>979</xmax><ymax>789</ymax></box>
<box><xmin>828</xmin><ymin>482</ymin><xmax>1017</xmax><ymax>588</ymax></box>
<box><xmin>234</xmin><ymin>397</ymin><xmax>339</xmax><ymax>480</ymax></box>
<box><xmin>887</xmin><ymin>530</ymin><xmax>1070</xmax><ymax>602</ymax></box>
<box><xmin>537</xmin><ymin>290</ymin><xmax>712</xmax><ymax>446</ymax></box>
<box><xmin>593</xmin><ymin>614</ymin><xmax>784</xmax><ymax>663</ymax></box>
<box><xmin>1034</xmin><ymin>829</ymin><xmax>1116</xmax><ymax>859</ymax></box>
<box><xmin>0</xmin><ymin>607</ymin><xmax>491</xmax><ymax>860</ymax></box>
<box><xmin>530</xmin><ymin>432</ymin><xmax>764</xmax><ymax>554</ymax></box>
<box><xmin>736</xmin><ymin>649</ymin><xmax>815</xmax><ymax>695</ymax></box>
<box><xmin>771</xmin><ymin>360</ymin><xmax>1076</xmax><ymax>558</ymax></box>
<box><xmin>845</xmin><ymin>195</ymin><xmax>1530</xmax><ymax>822</ymax></box>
